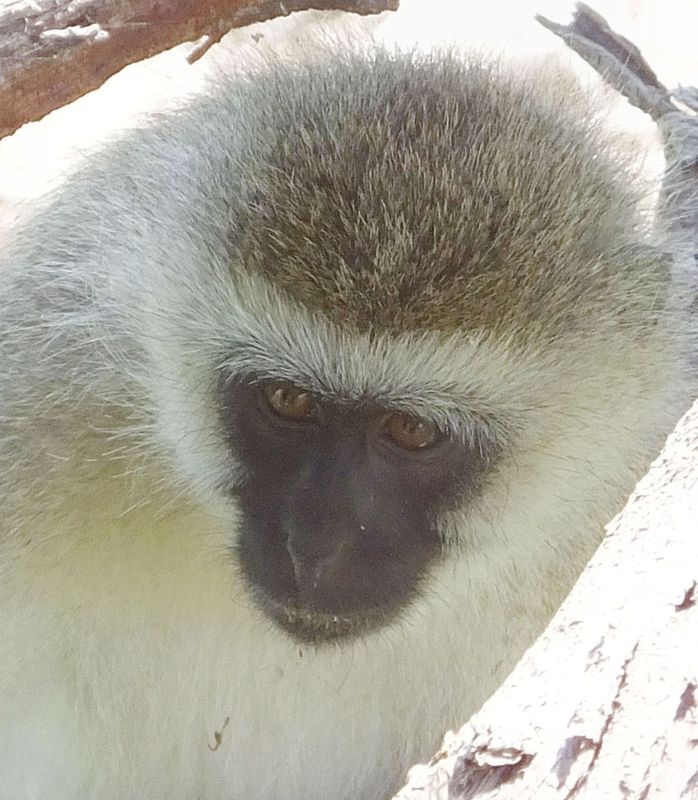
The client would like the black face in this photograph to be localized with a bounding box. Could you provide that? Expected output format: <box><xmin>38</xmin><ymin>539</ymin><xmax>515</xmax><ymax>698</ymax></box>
<box><xmin>219</xmin><ymin>376</ymin><xmax>492</xmax><ymax>645</ymax></box>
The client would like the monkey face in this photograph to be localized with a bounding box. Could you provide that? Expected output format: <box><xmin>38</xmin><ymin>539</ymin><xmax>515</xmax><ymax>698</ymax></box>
<box><xmin>113</xmin><ymin>52</ymin><xmax>673</xmax><ymax>650</ymax></box>
<box><xmin>219</xmin><ymin>376</ymin><xmax>493</xmax><ymax>644</ymax></box>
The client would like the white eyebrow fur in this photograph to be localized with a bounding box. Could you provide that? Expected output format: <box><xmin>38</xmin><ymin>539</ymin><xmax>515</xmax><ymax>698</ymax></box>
<box><xmin>212</xmin><ymin>274</ymin><xmax>532</xmax><ymax>448</ymax></box>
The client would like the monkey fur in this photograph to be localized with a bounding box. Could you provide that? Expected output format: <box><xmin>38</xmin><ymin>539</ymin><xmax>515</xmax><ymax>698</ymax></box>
<box><xmin>0</xmin><ymin>50</ymin><xmax>694</xmax><ymax>800</ymax></box>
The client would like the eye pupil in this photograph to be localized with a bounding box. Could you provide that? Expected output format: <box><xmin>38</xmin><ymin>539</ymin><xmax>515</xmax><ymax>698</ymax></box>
<box><xmin>383</xmin><ymin>413</ymin><xmax>437</xmax><ymax>451</ymax></box>
<box><xmin>264</xmin><ymin>383</ymin><xmax>317</xmax><ymax>421</ymax></box>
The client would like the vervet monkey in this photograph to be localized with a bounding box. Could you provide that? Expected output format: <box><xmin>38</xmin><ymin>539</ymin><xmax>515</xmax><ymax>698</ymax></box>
<box><xmin>0</xmin><ymin>49</ymin><xmax>694</xmax><ymax>800</ymax></box>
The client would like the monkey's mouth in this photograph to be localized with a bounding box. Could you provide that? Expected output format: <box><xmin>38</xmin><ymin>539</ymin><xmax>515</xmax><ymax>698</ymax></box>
<box><xmin>254</xmin><ymin>592</ymin><xmax>387</xmax><ymax>644</ymax></box>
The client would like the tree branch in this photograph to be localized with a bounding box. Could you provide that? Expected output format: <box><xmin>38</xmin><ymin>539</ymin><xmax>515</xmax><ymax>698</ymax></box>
<box><xmin>0</xmin><ymin>0</ymin><xmax>398</xmax><ymax>139</ymax></box>
<box><xmin>537</xmin><ymin>2</ymin><xmax>698</xmax><ymax>244</ymax></box>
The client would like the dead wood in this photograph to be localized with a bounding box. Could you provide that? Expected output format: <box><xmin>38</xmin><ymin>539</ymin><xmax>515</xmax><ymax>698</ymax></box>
<box><xmin>0</xmin><ymin>0</ymin><xmax>398</xmax><ymax>139</ymax></box>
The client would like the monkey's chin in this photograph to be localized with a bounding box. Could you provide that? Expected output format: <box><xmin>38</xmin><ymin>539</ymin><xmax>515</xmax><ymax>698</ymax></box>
<box><xmin>254</xmin><ymin>594</ymin><xmax>389</xmax><ymax>645</ymax></box>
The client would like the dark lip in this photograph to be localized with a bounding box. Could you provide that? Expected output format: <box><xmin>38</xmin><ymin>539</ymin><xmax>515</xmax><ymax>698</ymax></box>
<box><xmin>253</xmin><ymin>591</ymin><xmax>388</xmax><ymax>645</ymax></box>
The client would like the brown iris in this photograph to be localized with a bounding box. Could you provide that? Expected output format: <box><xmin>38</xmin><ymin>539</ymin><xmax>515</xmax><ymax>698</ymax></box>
<box><xmin>382</xmin><ymin>413</ymin><xmax>438</xmax><ymax>451</ymax></box>
<box><xmin>263</xmin><ymin>383</ymin><xmax>318</xmax><ymax>422</ymax></box>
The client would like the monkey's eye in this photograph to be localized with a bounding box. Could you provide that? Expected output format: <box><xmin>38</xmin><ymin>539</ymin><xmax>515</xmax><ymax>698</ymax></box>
<box><xmin>382</xmin><ymin>413</ymin><xmax>439</xmax><ymax>451</ymax></box>
<box><xmin>262</xmin><ymin>383</ymin><xmax>319</xmax><ymax>422</ymax></box>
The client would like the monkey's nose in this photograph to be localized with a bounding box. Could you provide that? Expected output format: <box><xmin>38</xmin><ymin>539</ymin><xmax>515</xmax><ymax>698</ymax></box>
<box><xmin>285</xmin><ymin>538</ymin><xmax>348</xmax><ymax>605</ymax></box>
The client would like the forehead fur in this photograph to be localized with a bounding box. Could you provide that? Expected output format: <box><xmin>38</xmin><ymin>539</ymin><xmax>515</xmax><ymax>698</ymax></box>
<box><xmin>224</xmin><ymin>51</ymin><xmax>667</xmax><ymax>337</ymax></box>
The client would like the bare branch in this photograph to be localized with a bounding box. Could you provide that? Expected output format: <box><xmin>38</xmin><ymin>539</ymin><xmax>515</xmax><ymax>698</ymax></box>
<box><xmin>0</xmin><ymin>0</ymin><xmax>398</xmax><ymax>139</ymax></box>
<box><xmin>536</xmin><ymin>3</ymin><xmax>674</xmax><ymax>119</ymax></box>
<box><xmin>536</xmin><ymin>2</ymin><xmax>698</xmax><ymax>239</ymax></box>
